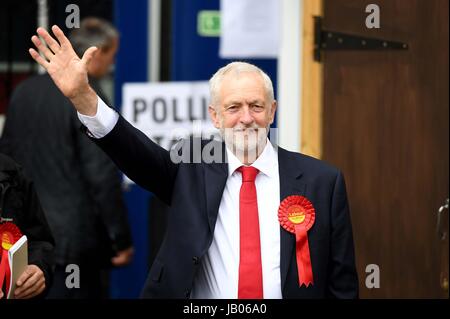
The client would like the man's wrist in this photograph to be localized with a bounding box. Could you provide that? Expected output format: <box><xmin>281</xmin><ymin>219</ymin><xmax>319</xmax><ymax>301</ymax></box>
<box><xmin>71</xmin><ymin>85</ymin><xmax>98</xmax><ymax>116</ymax></box>
<box><xmin>77</xmin><ymin>95</ymin><xmax>119</xmax><ymax>138</ymax></box>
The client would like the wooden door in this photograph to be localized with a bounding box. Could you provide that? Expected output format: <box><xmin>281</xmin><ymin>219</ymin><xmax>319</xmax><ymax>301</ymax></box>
<box><xmin>321</xmin><ymin>0</ymin><xmax>448</xmax><ymax>298</ymax></box>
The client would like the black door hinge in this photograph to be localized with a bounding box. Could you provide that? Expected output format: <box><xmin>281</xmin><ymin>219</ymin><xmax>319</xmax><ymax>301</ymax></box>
<box><xmin>314</xmin><ymin>16</ymin><xmax>408</xmax><ymax>62</ymax></box>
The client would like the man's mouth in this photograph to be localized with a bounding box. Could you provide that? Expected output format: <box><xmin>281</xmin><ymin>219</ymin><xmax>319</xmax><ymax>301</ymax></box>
<box><xmin>233</xmin><ymin>128</ymin><xmax>259</xmax><ymax>133</ymax></box>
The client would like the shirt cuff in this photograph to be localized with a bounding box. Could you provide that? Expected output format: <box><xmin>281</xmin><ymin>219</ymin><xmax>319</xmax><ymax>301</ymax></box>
<box><xmin>77</xmin><ymin>96</ymin><xmax>119</xmax><ymax>139</ymax></box>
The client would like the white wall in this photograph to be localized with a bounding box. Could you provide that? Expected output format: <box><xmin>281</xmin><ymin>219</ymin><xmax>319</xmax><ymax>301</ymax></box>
<box><xmin>277</xmin><ymin>0</ymin><xmax>303</xmax><ymax>152</ymax></box>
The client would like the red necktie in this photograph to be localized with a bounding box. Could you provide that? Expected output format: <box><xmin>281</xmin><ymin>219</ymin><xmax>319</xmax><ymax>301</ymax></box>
<box><xmin>237</xmin><ymin>166</ymin><xmax>263</xmax><ymax>299</ymax></box>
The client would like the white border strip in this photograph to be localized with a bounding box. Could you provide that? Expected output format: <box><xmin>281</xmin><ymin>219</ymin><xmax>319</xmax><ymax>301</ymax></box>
<box><xmin>37</xmin><ymin>0</ymin><xmax>49</xmax><ymax>74</ymax></box>
<box><xmin>277</xmin><ymin>0</ymin><xmax>303</xmax><ymax>152</ymax></box>
<box><xmin>148</xmin><ymin>0</ymin><xmax>161</xmax><ymax>82</ymax></box>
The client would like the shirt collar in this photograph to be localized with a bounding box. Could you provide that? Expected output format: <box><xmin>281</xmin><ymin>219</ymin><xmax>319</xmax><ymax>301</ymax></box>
<box><xmin>226</xmin><ymin>139</ymin><xmax>278</xmax><ymax>178</ymax></box>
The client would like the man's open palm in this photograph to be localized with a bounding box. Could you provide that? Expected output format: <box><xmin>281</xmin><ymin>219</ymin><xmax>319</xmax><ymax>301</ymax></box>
<box><xmin>29</xmin><ymin>25</ymin><xmax>98</xmax><ymax>115</ymax></box>
<box><xmin>29</xmin><ymin>25</ymin><xmax>97</xmax><ymax>98</ymax></box>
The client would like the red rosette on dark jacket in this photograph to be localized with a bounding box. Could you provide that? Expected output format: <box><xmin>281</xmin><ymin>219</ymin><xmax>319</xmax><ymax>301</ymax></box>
<box><xmin>278</xmin><ymin>195</ymin><xmax>315</xmax><ymax>287</ymax></box>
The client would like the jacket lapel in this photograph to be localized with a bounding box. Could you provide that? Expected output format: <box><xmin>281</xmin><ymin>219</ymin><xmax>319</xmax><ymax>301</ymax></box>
<box><xmin>203</xmin><ymin>141</ymin><xmax>228</xmax><ymax>233</ymax></box>
<box><xmin>278</xmin><ymin>147</ymin><xmax>306</xmax><ymax>292</ymax></box>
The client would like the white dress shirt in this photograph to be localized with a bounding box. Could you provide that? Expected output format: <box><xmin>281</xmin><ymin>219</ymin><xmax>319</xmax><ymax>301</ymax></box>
<box><xmin>78</xmin><ymin>97</ymin><xmax>282</xmax><ymax>299</ymax></box>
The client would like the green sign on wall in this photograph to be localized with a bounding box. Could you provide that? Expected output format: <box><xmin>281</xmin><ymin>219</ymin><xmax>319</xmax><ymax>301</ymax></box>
<box><xmin>197</xmin><ymin>10</ymin><xmax>221</xmax><ymax>37</ymax></box>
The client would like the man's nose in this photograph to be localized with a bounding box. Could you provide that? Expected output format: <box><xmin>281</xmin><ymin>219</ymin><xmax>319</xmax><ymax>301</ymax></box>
<box><xmin>239</xmin><ymin>107</ymin><xmax>254</xmax><ymax>125</ymax></box>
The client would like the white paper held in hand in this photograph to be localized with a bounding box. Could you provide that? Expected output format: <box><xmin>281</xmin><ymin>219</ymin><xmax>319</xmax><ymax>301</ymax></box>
<box><xmin>6</xmin><ymin>235</ymin><xmax>28</xmax><ymax>299</ymax></box>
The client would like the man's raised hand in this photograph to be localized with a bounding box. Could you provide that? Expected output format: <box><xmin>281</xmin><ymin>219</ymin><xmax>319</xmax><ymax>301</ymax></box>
<box><xmin>29</xmin><ymin>25</ymin><xmax>98</xmax><ymax>115</ymax></box>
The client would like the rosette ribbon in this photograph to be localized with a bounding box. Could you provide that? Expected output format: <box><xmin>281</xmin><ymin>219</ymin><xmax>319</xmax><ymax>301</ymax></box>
<box><xmin>278</xmin><ymin>195</ymin><xmax>315</xmax><ymax>287</ymax></box>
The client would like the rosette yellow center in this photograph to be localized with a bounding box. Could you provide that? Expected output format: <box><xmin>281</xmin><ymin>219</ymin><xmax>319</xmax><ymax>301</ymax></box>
<box><xmin>288</xmin><ymin>205</ymin><xmax>306</xmax><ymax>224</ymax></box>
<box><xmin>1</xmin><ymin>232</ymin><xmax>13</xmax><ymax>250</ymax></box>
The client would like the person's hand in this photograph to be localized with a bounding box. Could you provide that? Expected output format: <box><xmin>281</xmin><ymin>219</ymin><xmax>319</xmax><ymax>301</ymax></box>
<box><xmin>29</xmin><ymin>25</ymin><xmax>98</xmax><ymax>115</ymax></box>
<box><xmin>0</xmin><ymin>289</ymin><xmax>3</xmax><ymax>299</ymax></box>
<box><xmin>111</xmin><ymin>246</ymin><xmax>134</xmax><ymax>267</ymax></box>
<box><xmin>14</xmin><ymin>265</ymin><xmax>45</xmax><ymax>299</ymax></box>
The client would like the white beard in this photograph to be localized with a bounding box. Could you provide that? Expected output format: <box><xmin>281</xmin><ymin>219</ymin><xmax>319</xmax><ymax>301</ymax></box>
<box><xmin>221</xmin><ymin>125</ymin><xmax>268</xmax><ymax>163</ymax></box>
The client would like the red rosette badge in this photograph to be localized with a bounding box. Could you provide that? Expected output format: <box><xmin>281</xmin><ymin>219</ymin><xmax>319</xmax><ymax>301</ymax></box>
<box><xmin>0</xmin><ymin>222</ymin><xmax>23</xmax><ymax>297</ymax></box>
<box><xmin>278</xmin><ymin>195</ymin><xmax>315</xmax><ymax>287</ymax></box>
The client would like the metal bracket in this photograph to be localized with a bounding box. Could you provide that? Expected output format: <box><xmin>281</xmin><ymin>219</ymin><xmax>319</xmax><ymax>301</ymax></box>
<box><xmin>314</xmin><ymin>16</ymin><xmax>408</xmax><ymax>62</ymax></box>
<box><xmin>437</xmin><ymin>198</ymin><xmax>449</xmax><ymax>240</ymax></box>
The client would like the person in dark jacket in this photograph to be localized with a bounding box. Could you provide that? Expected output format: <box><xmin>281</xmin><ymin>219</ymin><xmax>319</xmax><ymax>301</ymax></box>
<box><xmin>0</xmin><ymin>153</ymin><xmax>54</xmax><ymax>299</ymax></box>
<box><xmin>0</xmin><ymin>18</ymin><xmax>133</xmax><ymax>298</ymax></box>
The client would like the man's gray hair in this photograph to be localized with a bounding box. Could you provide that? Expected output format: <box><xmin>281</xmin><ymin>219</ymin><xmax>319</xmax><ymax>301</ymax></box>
<box><xmin>69</xmin><ymin>17</ymin><xmax>118</xmax><ymax>57</ymax></box>
<box><xmin>209</xmin><ymin>61</ymin><xmax>274</xmax><ymax>107</ymax></box>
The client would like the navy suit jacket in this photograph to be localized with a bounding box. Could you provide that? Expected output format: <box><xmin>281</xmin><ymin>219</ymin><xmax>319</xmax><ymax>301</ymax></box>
<box><xmin>89</xmin><ymin>115</ymin><xmax>359</xmax><ymax>299</ymax></box>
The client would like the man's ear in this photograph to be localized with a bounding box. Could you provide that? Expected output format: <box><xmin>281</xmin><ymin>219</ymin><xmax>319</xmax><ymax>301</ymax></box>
<box><xmin>269</xmin><ymin>100</ymin><xmax>277</xmax><ymax>124</ymax></box>
<box><xmin>90</xmin><ymin>47</ymin><xmax>100</xmax><ymax>60</ymax></box>
<box><xmin>208</xmin><ymin>105</ymin><xmax>221</xmax><ymax>129</ymax></box>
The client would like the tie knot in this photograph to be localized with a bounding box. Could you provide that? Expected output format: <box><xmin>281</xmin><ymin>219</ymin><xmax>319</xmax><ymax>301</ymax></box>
<box><xmin>238</xmin><ymin>166</ymin><xmax>259</xmax><ymax>182</ymax></box>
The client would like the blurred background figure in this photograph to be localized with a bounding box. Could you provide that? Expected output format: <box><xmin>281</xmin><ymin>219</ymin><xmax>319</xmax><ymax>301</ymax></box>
<box><xmin>0</xmin><ymin>17</ymin><xmax>133</xmax><ymax>299</ymax></box>
<box><xmin>69</xmin><ymin>17</ymin><xmax>118</xmax><ymax>102</ymax></box>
